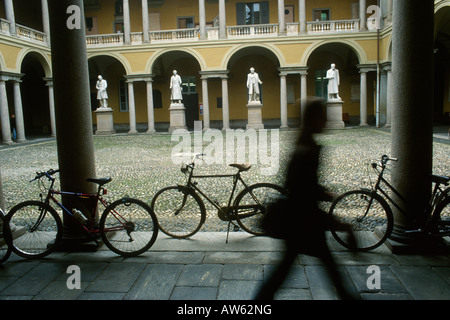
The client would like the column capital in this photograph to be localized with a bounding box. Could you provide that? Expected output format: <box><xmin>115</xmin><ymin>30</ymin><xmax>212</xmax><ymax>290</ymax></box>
<box><xmin>199</xmin><ymin>70</ymin><xmax>229</xmax><ymax>79</ymax></box>
<box><xmin>357</xmin><ymin>64</ymin><xmax>377</xmax><ymax>73</ymax></box>
<box><xmin>0</xmin><ymin>72</ymin><xmax>24</xmax><ymax>82</ymax></box>
<box><xmin>124</xmin><ymin>74</ymin><xmax>154</xmax><ymax>82</ymax></box>
<box><xmin>381</xmin><ymin>62</ymin><xmax>392</xmax><ymax>72</ymax></box>
<box><xmin>278</xmin><ymin>66</ymin><xmax>309</xmax><ymax>76</ymax></box>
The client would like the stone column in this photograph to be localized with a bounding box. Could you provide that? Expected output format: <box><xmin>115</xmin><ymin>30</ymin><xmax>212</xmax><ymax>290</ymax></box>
<box><xmin>359</xmin><ymin>0</ymin><xmax>367</xmax><ymax>30</ymax></box>
<box><xmin>41</xmin><ymin>0</ymin><xmax>51</xmax><ymax>45</ymax></box>
<box><xmin>279</xmin><ymin>72</ymin><xmax>288</xmax><ymax>128</ymax></box>
<box><xmin>0</xmin><ymin>168</ymin><xmax>4</xmax><ymax>212</ymax></box>
<box><xmin>359</xmin><ymin>69</ymin><xmax>368</xmax><ymax>126</ymax></box>
<box><xmin>389</xmin><ymin>0</ymin><xmax>434</xmax><ymax>245</ymax></box>
<box><xmin>12</xmin><ymin>79</ymin><xmax>26</xmax><ymax>142</ymax></box>
<box><xmin>221</xmin><ymin>75</ymin><xmax>230</xmax><ymax>130</ymax></box>
<box><xmin>299</xmin><ymin>67</ymin><xmax>308</xmax><ymax>118</ymax></box>
<box><xmin>218</xmin><ymin>0</ymin><xmax>226</xmax><ymax>39</ymax></box>
<box><xmin>141</xmin><ymin>0</ymin><xmax>149</xmax><ymax>43</ymax></box>
<box><xmin>384</xmin><ymin>64</ymin><xmax>392</xmax><ymax>128</ymax></box>
<box><xmin>201</xmin><ymin>76</ymin><xmax>210</xmax><ymax>130</ymax></box>
<box><xmin>123</xmin><ymin>0</ymin><xmax>131</xmax><ymax>44</ymax></box>
<box><xmin>146</xmin><ymin>78</ymin><xmax>156</xmax><ymax>133</ymax></box>
<box><xmin>45</xmin><ymin>78</ymin><xmax>56</xmax><ymax>137</ymax></box>
<box><xmin>48</xmin><ymin>0</ymin><xmax>97</xmax><ymax>245</ymax></box>
<box><xmin>199</xmin><ymin>0</ymin><xmax>207</xmax><ymax>40</ymax></box>
<box><xmin>299</xmin><ymin>0</ymin><xmax>306</xmax><ymax>34</ymax></box>
<box><xmin>127</xmin><ymin>80</ymin><xmax>137</xmax><ymax>134</ymax></box>
<box><xmin>0</xmin><ymin>79</ymin><xmax>12</xmax><ymax>144</ymax></box>
<box><xmin>4</xmin><ymin>0</ymin><xmax>16</xmax><ymax>35</ymax></box>
<box><xmin>278</xmin><ymin>0</ymin><xmax>286</xmax><ymax>35</ymax></box>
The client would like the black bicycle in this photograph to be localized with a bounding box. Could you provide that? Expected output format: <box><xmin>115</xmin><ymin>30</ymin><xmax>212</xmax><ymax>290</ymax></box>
<box><xmin>151</xmin><ymin>153</ymin><xmax>285</xmax><ymax>241</ymax></box>
<box><xmin>329</xmin><ymin>155</ymin><xmax>450</xmax><ymax>251</ymax></box>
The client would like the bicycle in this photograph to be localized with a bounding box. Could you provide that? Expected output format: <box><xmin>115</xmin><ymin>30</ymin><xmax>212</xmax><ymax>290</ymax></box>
<box><xmin>5</xmin><ymin>169</ymin><xmax>159</xmax><ymax>259</ymax></box>
<box><xmin>329</xmin><ymin>155</ymin><xmax>450</xmax><ymax>251</ymax></box>
<box><xmin>0</xmin><ymin>209</ymin><xmax>12</xmax><ymax>264</ymax></box>
<box><xmin>151</xmin><ymin>154</ymin><xmax>285</xmax><ymax>241</ymax></box>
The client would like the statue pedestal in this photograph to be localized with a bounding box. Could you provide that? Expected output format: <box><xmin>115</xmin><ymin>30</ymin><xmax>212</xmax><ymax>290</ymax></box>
<box><xmin>169</xmin><ymin>103</ymin><xmax>187</xmax><ymax>133</ymax></box>
<box><xmin>94</xmin><ymin>107</ymin><xmax>116</xmax><ymax>135</ymax></box>
<box><xmin>246</xmin><ymin>101</ymin><xmax>264</xmax><ymax>130</ymax></box>
<box><xmin>325</xmin><ymin>100</ymin><xmax>345</xmax><ymax>129</ymax></box>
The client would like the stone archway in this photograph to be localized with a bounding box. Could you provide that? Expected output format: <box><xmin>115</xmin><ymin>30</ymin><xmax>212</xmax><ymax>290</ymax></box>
<box><xmin>306</xmin><ymin>42</ymin><xmax>366</xmax><ymax>126</ymax></box>
<box><xmin>226</xmin><ymin>46</ymin><xmax>282</xmax><ymax>128</ymax></box>
<box><xmin>20</xmin><ymin>52</ymin><xmax>51</xmax><ymax>136</ymax></box>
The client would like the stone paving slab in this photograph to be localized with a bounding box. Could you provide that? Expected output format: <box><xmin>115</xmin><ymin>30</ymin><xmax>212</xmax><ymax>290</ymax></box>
<box><xmin>0</xmin><ymin>232</ymin><xmax>449</xmax><ymax>302</ymax></box>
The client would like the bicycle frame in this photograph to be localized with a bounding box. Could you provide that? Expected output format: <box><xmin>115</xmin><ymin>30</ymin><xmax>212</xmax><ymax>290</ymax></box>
<box><xmin>182</xmin><ymin>162</ymin><xmax>250</xmax><ymax>217</ymax></box>
<box><xmin>40</xmin><ymin>174</ymin><xmax>129</xmax><ymax>235</ymax></box>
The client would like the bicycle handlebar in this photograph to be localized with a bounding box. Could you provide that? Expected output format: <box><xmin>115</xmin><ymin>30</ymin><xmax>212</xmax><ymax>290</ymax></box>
<box><xmin>30</xmin><ymin>169</ymin><xmax>59</xmax><ymax>182</ymax></box>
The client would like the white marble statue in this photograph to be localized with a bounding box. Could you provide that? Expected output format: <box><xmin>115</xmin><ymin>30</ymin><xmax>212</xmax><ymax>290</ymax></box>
<box><xmin>170</xmin><ymin>70</ymin><xmax>183</xmax><ymax>104</ymax></box>
<box><xmin>326</xmin><ymin>63</ymin><xmax>341</xmax><ymax>101</ymax></box>
<box><xmin>96</xmin><ymin>75</ymin><xmax>109</xmax><ymax>108</ymax></box>
<box><xmin>246</xmin><ymin>67</ymin><xmax>263</xmax><ymax>103</ymax></box>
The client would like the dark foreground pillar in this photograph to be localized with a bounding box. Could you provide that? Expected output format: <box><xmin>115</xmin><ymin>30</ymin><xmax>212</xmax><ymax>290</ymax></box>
<box><xmin>390</xmin><ymin>0</ymin><xmax>434</xmax><ymax>246</ymax></box>
<box><xmin>48</xmin><ymin>0</ymin><xmax>97</xmax><ymax>248</ymax></box>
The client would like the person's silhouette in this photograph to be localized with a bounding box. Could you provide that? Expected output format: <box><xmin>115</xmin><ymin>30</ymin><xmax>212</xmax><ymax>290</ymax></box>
<box><xmin>255</xmin><ymin>98</ymin><xmax>355</xmax><ymax>300</ymax></box>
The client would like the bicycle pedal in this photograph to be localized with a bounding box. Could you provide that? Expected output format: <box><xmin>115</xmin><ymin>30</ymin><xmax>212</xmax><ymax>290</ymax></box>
<box><xmin>233</xmin><ymin>225</ymin><xmax>240</xmax><ymax>232</ymax></box>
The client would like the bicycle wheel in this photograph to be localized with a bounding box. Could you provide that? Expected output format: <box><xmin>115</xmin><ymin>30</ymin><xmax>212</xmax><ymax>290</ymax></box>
<box><xmin>234</xmin><ymin>183</ymin><xmax>286</xmax><ymax>235</ymax></box>
<box><xmin>151</xmin><ymin>186</ymin><xmax>205</xmax><ymax>239</ymax></box>
<box><xmin>433</xmin><ymin>196</ymin><xmax>450</xmax><ymax>230</ymax></box>
<box><xmin>0</xmin><ymin>211</ymin><xmax>12</xmax><ymax>264</ymax></box>
<box><xmin>6</xmin><ymin>201</ymin><xmax>62</xmax><ymax>259</ymax></box>
<box><xmin>329</xmin><ymin>190</ymin><xmax>393</xmax><ymax>251</ymax></box>
<box><xmin>100</xmin><ymin>198</ymin><xmax>159</xmax><ymax>257</ymax></box>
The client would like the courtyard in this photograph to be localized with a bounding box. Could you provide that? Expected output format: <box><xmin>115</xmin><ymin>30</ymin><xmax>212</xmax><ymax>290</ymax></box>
<box><xmin>0</xmin><ymin>127</ymin><xmax>449</xmax><ymax>232</ymax></box>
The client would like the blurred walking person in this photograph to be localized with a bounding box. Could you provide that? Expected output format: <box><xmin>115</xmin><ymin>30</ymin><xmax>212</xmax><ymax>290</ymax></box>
<box><xmin>255</xmin><ymin>98</ymin><xmax>356</xmax><ymax>300</ymax></box>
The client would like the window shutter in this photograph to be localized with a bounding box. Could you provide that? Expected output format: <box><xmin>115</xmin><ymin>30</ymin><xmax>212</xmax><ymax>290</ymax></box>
<box><xmin>236</xmin><ymin>3</ymin><xmax>246</xmax><ymax>25</ymax></box>
<box><xmin>260</xmin><ymin>1</ymin><xmax>269</xmax><ymax>24</ymax></box>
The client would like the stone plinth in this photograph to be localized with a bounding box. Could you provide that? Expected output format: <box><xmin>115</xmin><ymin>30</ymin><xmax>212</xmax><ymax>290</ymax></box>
<box><xmin>94</xmin><ymin>107</ymin><xmax>116</xmax><ymax>135</ymax></box>
<box><xmin>246</xmin><ymin>101</ymin><xmax>264</xmax><ymax>130</ymax></box>
<box><xmin>325</xmin><ymin>100</ymin><xmax>345</xmax><ymax>129</ymax></box>
<box><xmin>169</xmin><ymin>103</ymin><xmax>187</xmax><ymax>133</ymax></box>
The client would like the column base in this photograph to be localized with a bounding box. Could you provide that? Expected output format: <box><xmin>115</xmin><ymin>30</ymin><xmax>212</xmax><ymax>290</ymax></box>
<box><xmin>94</xmin><ymin>107</ymin><xmax>116</xmax><ymax>135</ymax></box>
<box><xmin>169</xmin><ymin>103</ymin><xmax>188</xmax><ymax>133</ymax></box>
<box><xmin>54</xmin><ymin>227</ymin><xmax>99</xmax><ymax>252</ymax></box>
<box><xmin>247</xmin><ymin>101</ymin><xmax>264</xmax><ymax>130</ymax></box>
<box><xmin>384</xmin><ymin>225</ymin><xmax>450</xmax><ymax>254</ymax></box>
<box><xmin>325</xmin><ymin>100</ymin><xmax>345</xmax><ymax>129</ymax></box>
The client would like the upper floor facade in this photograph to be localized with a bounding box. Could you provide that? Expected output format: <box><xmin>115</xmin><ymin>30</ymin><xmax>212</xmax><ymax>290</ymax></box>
<box><xmin>0</xmin><ymin>0</ymin><xmax>387</xmax><ymax>49</ymax></box>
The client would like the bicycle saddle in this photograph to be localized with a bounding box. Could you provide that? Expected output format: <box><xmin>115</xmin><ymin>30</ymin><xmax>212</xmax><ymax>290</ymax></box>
<box><xmin>229</xmin><ymin>163</ymin><xmax>251</xmax><ymax>172</ymax></box>
<box><xmin>87</xmin><ymin>177</ymin><xmax>112</xmax><ymax>186</ymax></box>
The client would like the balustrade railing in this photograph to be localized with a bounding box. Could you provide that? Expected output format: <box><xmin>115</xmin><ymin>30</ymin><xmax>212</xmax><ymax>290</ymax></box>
<box><xmin>227</xmin><ymin>24</ymin><xmax>278</xmax><ymax>38</ymax></box>
<box><xmin>16</xmin><ymin>24</ymin><xmax>47</xmax><ymax>43</ymax></box>
<box><xmin>0</xmin><ymin>19</ymin><xmax>368</xmax><ymax>49</ymax></box>
<box><xmin>149</xmin><ymin>28</ymin><xmax>199</xmax><ymax>42</ymax></box>
<box><xmin>307</xmin><ymin>19</ymin><xmax>360</xmax><ymax>33</ymax></box>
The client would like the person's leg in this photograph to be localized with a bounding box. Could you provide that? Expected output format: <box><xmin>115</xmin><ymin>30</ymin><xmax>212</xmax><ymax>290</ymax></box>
<box><xmin>255</xmin><ymin>243</ymin><xmax>298</xmax><ymax>300</ymax></box>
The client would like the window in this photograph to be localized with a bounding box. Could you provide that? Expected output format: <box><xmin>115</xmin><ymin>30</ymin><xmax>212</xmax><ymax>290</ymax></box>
<box><xmin>236</xmin><ymin>2</ymin><xmax>269</xmax><ymax>25</ymax></box>
<box><xmin>119</xmin><ymin>79</ymin><xmax>128</xmax><ymax>112</ymax></box>
<box><xmin>114</xmin><ymin>0</ymin><xmax>124</xmax><ymax>33</ymax></box>
<box><xmin>182</xmin><ymin>76</ymin><xmax>196</xmax><ymax>94</ymax></box>
<box><xmin>178</xmin><ymin>17</ymin><xmax>195</xmax><ymax>29</ymax></box>
<box><xmin>313</xmin><ymin>9</ymin><xmax>330</xmax><ymax>21</ymax></box>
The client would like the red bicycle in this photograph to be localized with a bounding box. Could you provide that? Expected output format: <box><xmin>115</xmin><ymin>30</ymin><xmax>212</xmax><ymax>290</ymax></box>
<box><xmin>5</xmin><ymin>169</ymin><xmax>158</xmax><ymax>258</ymax></box>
